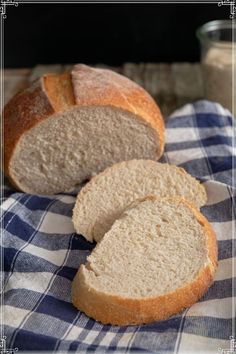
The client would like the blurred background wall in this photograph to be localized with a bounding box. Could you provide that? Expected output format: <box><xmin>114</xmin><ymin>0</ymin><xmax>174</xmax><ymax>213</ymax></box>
<box><xmin>4</xmin><ymin>3</ymin><xmax>228</xmax><ymax>68</ymax></box>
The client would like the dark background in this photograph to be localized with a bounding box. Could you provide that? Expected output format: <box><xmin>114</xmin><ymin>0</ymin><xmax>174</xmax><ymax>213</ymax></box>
<box><xmin>4</xmin><ymin>3</ymin><xmax>228</xmax><ymax>68</ymax></box>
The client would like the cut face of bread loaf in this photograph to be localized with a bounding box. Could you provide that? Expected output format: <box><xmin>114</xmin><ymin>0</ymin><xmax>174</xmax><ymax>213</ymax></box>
<box><xmin>4</xmin><ymin>65</ymin><xmax>164</xmax><ymax>195</ymax></box>
<box><xmin>72</xmin><ymin>197</ymin><xmax>217</xmax><ymax>325</ymax></box>
<box><xmin>72</xmin><ymin>160</ymin><xmax>207</xmax><ymax>242</ymax></box>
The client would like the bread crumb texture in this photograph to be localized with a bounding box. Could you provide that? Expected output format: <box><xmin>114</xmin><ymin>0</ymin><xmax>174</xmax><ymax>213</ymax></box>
<box><xmin>72</xmin><ymin>197</ymin><xmax>217</xmax><ymax>325</ymax></box>
<box><xmin>5</xmin><ymin>65</ymin><xmax>164</xmax><ymax>195</ymax></box>
<box><xmin>73</xmin><ymin>160</ymin><xmax>207</xmax><ymax>242</ymax></box>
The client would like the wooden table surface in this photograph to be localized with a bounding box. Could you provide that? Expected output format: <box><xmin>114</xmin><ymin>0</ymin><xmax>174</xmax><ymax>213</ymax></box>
<box><xmin>3</xmin><ymin>63</ymin><xmax>204</xmax><ymax>118</ymax></box>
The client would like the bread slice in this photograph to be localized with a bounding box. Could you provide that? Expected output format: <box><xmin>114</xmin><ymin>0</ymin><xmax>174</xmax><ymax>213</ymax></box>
<box><xmin>72</xmin><ymin>160</ymin><xmax>207</xmax><ymax>242</ymax></box>
<box><xmin>3</xmin><ymin>64</ymin><xmax>164</xmax><ymax>195</ymax></box>
<box><xmin>72</xmin><ymin>196</ymin><xmax>217</xmax><ymax>325</ymax></box>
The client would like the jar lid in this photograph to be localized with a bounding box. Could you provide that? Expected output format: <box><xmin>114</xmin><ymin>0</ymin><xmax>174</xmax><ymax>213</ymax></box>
<box><xmin>196</xmin><ymin>20</ymin><xmax>235</xmax><ymax>48</ymax></box>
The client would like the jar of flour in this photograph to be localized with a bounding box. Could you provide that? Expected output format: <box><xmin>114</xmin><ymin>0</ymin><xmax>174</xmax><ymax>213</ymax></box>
<box><xmin>197</xmin><ymin>20</ymin><xmax>235</xmax><ymax>113</ymax></box>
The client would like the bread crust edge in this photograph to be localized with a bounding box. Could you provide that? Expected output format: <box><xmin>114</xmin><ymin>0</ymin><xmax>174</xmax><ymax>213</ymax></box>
<box><xmin>4</xmin><ymin>66</ymin><xmax>164</xmax><ymax>193</ymax></box>
<box><xmin>71</xmin><ymin>198</ymin><xmax>217</xmax><ymax>326</ymax></box>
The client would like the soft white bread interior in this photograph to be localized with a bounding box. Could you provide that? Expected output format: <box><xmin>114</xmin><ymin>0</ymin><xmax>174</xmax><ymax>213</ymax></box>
<box><xmin>4</xmin><ymin>65</ymin><xmax>164</xmax><ymax>195</ymax></box>
<box><xmin>72</xmin><ymin>160</ymin><xmax>207</xmax><ymax>242</ymax></box>
<box><xmin>72</xmin><ymin>196</ymin><xmax>217</xmax><ymax>325</ymax></box>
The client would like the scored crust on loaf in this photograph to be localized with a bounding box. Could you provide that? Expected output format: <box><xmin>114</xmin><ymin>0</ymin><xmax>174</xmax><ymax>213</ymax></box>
<box><xmin>72</xmin><ymin>196</ymin><xmax>218</xmax><ymax>325</ymax></box>
<box><xmin>4</xmin><ymin>65</ymin><xmax>164</xmax><ymax>195</ymax></box>
<box><xmin>71</xmin><ymin>64</ymin><xmax>164</xmax><ymax>152</ymax></box>
<box><xmin>72</xmin><ymin>159</ymin><xmax>207</xmax><ymax>242</ymax></box>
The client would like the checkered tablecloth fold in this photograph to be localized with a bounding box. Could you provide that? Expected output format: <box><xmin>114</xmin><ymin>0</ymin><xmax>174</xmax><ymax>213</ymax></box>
<box><xmin>1</xmin><ymin>100</ymin><xmax>235</xmax><ymax>353</ymax></box>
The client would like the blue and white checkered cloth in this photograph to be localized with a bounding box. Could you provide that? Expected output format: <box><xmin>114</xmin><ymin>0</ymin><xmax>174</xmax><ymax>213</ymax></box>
<box><xmin>1</xmin><ymin>100</ymin><xmax>235</xmax><ymax>353</ymax></box>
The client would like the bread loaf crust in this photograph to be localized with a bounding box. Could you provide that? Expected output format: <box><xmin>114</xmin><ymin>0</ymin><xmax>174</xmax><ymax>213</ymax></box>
<box><xmin>4</xmin><ymin>65</ymin><xmax>164</xmax><ymax>192</ymax></box>
<box><xmin>71</xmin><ymin>65</ymin><xmax>164</xmax><ymax>156</ymax></box>
<box><xmin>4</xmin><ymin>78</ymin><xmax>53</xmax><ymax>177</ymax></box>
<box><xmin>72</xmin><ymin>264</ymin><xmax>214</xmax><ymax>325</ymax></box>
<box><xmin>72</xmin><ymin>198</ymin><xmax>217</xmax><ymax>325</ymax></box>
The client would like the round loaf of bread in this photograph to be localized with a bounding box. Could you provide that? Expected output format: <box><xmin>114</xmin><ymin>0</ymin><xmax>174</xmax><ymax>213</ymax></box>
<box><xmin>72</xmin><ymin>196</ymin><xmax>217</xmax><ymax>326</ymax></box>
<box><xmin>4</xmin><ymin>65</ymin><xmax>164</xmax><ymax>195</ymax></box>
<box><xmin>72</xmin><ymin>159</ymin><xmax>207</xmax><ymax>242</ymax></box>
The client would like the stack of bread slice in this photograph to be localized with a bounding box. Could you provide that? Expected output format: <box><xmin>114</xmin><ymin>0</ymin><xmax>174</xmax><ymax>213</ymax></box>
<box><xmin>72</xmin><ymin>160</ymin><xmax>217</xmax><ymax>325</ymax></box>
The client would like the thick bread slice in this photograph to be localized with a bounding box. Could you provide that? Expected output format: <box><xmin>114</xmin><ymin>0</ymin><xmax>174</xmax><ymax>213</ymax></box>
<box><xmin>72</xmin><ymin>196</ymin><xmax>217</xmax><ymax>326</ymax></box>
<box><xmin>72</xmin><ymin>160</ymin><xmax>207</xmax><ymax>242</ymax></box>
<box><xmin>4</xmin><ymin>64</ymin><xmax>164</xmax><ymax>195</ymax></box>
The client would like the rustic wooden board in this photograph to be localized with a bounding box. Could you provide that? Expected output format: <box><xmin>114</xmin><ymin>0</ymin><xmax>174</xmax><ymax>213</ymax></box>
<box><xmin>3</xmin><ymin>63</ymin><xmax>204</xmax><ymax>117</ymax></box>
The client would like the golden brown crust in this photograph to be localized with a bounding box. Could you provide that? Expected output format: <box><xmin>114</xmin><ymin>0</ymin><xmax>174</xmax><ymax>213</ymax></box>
<box><xmin>44</xmin><ymin>72</ymin><xmax>75</xmax><ymax>111</ymax></box>
<box><xmin>72</xmin><ymin>65</ymin><xmax>165</xmax><ymax>158</ymax></box>
<box><xmin>4</xmin><ymin>72</ymin><xmax>75</xmax><ymax>180</ymax></box>
<box><xmin>4</xmin><ymin>65</ymin><xmax>164</xmax><ymax>189</ymax></box>
<box><xmin>72</xmin><ymin>264</ymin><xmax>214</xmax><ymax>325</ymax></box>
<box><xmin>3</xmin><ymin>78</ymin><xmax>55</xmax><ymax>177</ymax></box>
<box><xmin>71</xmin><ymin>198</ymin><xmax>217</xmax><ymax>325</ymax></box>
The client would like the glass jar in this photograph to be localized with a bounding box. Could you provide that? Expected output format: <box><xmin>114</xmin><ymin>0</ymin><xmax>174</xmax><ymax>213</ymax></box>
<box><xmin>197</xmin><ymin>20</ymin><xmax>235</xmax><ymax>113</ymax></box>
